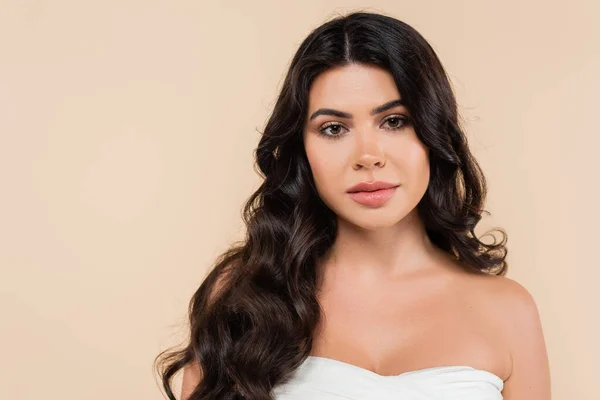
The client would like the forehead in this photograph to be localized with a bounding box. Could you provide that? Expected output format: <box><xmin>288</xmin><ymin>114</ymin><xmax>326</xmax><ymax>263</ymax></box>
<box><xmin>307</xmin><ymin>63</ymin><xmax>401</xmax><ymax>111</ymax></box>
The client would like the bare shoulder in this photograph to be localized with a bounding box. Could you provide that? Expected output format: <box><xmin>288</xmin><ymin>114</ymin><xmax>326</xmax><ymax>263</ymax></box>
<box><xmin>458</xmin><ymin>271</ymin><xmax>551</xmax><ymax>398</ymax></box>
<box><xmin>473</xmin><ymin>273</ymin><xmax>537</xmax><ymax>309</ymax></box>
<box><xmin>459</xmin><ymin>272</ymin><xmax>543</xmax><ymax>338</ymax></box>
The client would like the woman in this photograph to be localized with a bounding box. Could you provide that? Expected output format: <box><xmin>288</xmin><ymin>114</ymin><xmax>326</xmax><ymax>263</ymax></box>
<box><xmin>155</xmin><ymin>11</ymin><xmax>550</xmax><ymax>400</ymax></box>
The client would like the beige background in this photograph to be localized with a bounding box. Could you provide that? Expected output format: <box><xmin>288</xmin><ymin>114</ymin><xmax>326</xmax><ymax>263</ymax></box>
<box><xmin>1</xmin><ymin>1</ymin><xmax>597</xmax><ymax>399</ymax></box>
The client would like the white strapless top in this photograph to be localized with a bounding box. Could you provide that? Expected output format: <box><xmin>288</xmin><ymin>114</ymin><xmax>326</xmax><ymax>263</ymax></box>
<box><xmin>272</xmin><ymin>356</ymin><xmax>504</xmax><ymax>399</ymax></box>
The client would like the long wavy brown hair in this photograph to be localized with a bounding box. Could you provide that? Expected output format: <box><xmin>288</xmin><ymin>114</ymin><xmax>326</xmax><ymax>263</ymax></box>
<box><xmin>154</xmin><ymin>10</ymin><xmax>507</xmax><ymax>400</ymax></box>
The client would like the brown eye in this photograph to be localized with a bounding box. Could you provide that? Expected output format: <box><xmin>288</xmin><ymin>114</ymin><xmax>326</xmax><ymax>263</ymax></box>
<box><xmin>382</xmin><ymin>115</ymin><xmax>407</xmax><ymax>130</ymax></box>
<box><xmin>318</xmin><ymin>123</ymin><xmax>346</xmax><ymax>139</ymax></box>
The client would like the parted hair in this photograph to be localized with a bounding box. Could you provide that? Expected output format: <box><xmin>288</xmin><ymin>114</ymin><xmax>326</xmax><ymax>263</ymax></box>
<box><xmin>154</xmin><ymin>10</ymin><xmax>507</xmax><ymax>400</ymax></box>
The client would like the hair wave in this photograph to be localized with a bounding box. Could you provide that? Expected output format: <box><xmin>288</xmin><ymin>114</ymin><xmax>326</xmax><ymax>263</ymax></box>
<box><xmin>154</xmin><ymin>10</ymin><xmax>507</xmax><ymax>400</ymax></box>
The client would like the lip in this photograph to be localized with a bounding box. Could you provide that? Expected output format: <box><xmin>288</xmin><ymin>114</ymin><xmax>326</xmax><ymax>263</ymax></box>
<box><xmin>346</xmin><ymin>180</ymin><xmax>400</xmax><ymax>193</ymax></box>
<box><xmin>346</xmin><ymin>181</ymin><xmax>400</xmax><ymax>207</ymax></box>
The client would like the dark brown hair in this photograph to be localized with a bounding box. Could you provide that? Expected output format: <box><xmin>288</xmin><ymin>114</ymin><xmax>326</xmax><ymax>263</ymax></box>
<box><xmin>154</xmin><ymin>10</ymin><xmax>507</xmax><ymax>400</ymax></box>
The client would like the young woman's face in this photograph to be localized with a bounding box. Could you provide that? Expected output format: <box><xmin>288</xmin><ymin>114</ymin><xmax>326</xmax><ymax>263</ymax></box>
<box><xmin>303</xmin><ymin>63</ymin><xmax>430</xmax><ymax>230</ymax></box>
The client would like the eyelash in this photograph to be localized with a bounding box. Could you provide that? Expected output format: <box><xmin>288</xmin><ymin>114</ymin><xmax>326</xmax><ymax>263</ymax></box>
<box><xmin>317</xmin><ymin>115</ymin><xmax>409</xmax><ymax>140</ymax></box>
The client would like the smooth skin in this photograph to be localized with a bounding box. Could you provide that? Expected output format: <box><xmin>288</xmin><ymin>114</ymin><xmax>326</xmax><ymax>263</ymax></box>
<box><xmin>181</xmin><ymin>63</ymin><xmax>551</xmax><ymax>399</ymax></box>
<box><xmin>303</xmin><ymin>63</ymin><xmax>551</xmax><ymax>399</ymax></box>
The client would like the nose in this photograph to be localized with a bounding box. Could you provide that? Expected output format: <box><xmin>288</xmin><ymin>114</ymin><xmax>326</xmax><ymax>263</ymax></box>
<box><xmin>352</xmin><ymin>130</ymin><xmax>386</xmax><ymax>170</ymax></box>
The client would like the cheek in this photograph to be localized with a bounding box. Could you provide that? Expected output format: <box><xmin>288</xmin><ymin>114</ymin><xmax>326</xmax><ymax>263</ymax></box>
<box><xmin>395</xmin><ymin>141</ymin><xmax>430</xmax><ymax>190</ymax></box>
<box><xmin>304</xmin><ymin>140</ymin><xmax>345</xmax><ymax>200</ymax></box>
<box><xmin>307</xmin><ymin>151</ymin><xmax>336</xmax><ymax>191</ymax></box>
<box><xmin>412</xmin><ymin>146</ymin><xmax>430</xmax><ymax>190</ymax></box>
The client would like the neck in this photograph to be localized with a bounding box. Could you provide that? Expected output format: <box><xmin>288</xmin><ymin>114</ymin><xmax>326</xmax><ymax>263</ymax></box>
<box><xmin>321</xmin><ymin>208</ymin><xmax>446</xmax><ymax>281</ymax></box>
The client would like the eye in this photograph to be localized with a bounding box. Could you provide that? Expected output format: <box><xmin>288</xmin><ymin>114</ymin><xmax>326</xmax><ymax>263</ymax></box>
<box><xmin>317</xmin><ymin>122</ymin><xmax>347</xmax><ymax>140</ymax></box>
<box><xmin>382</xmin><ymin>115</ymin><xmax>408</xmax><ymax>130</ymax></box>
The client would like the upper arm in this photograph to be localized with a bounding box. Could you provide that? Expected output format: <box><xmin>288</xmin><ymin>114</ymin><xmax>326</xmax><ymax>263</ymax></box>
<box><xmin>181</xmin><ymin>267</ymin><xmax>233</xmax><ymax>400</ymax></box>
<box><xmin>500</xmin><ymin>278</ymin><xmax>551</xmax><ymax>399</ymax></box>
<box><xmin>181</xmin><ymin>361</ymin><xmax>202</xmax><ymax>400</ymax></box>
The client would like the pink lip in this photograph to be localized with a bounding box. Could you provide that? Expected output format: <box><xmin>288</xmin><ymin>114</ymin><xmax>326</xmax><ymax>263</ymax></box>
<box><xmin>347</xmin><ymin>186</ymin><xmax>399</xmax><ymax>207</ymax></box>
<box><xmin>347</xmin><ymin>180</ymin><xmax>399</xmax><ymax>193</ymax></box>
<box><xmin>348</xmin><ymin>181</ymin><xmax>400</xmax><ymax>207</ymax></box>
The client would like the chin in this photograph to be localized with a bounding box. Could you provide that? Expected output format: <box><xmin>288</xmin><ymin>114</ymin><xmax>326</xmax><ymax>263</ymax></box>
<box><xmin>339</xmin><ymin>209</ymin><xmax>409</xmax><ymax>231</ymax></box>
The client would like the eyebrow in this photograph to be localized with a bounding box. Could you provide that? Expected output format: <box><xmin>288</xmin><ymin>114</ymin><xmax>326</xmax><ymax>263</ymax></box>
<box><xmin>308</xmin><ymin>99</ymin><xmax>405</xmax><ymax>121</ymax></box>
